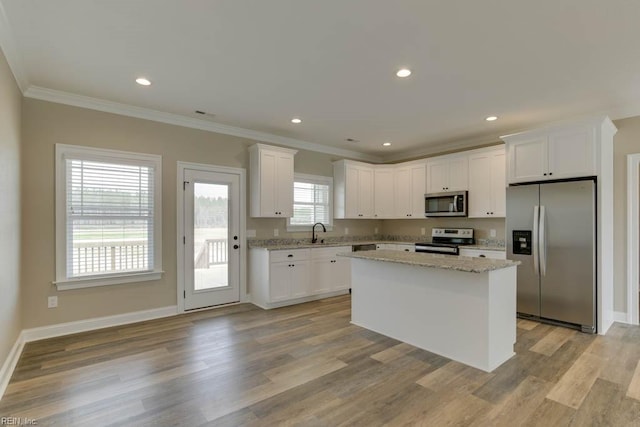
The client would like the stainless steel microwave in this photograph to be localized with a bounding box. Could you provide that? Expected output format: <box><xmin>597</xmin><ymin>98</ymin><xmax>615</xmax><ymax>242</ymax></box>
<box><xmin>424</xmin><ymin>191</ymin><xmax>468</xmax><ymax>217</ymax></box>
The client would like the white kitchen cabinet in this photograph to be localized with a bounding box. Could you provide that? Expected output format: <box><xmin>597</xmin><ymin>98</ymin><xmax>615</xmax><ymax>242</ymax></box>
<box><xmin>310</xmin><ymin>246</ymin><xmax>352</xmax><ymax>294</ymax></box>
<box><xmin>374</xmin><ymin>167</ymin><xmax>395</xmax><ymax>219</ymax></box>
<box><xmin>249</xmin><ymin>144</ymin><xmax>297</xmax><ymax>217</ymax></box>
<box><xmin>394</xmin><ymin>162</ymin><xmax>426</xmax><ymax>218</ymax></box>
<box><xmin>334</xmin><ymin>160</ymin><xmax>375</xmax><ymax>218</ymax></box>
<box><xmin>426</xmin><ymin>155</ymin><xmax>468</xmax><ymax>193</ymax></box>
<box><xmin>459</xmin><ymin>248</ymin><xmax>506</xmax><ymax>260</ymax></box>
<box><xmin>249</xmin><ymin>246</ymin><xmax>350</xmax><ymax>309</ymax></box>
<box><xmin>376</xmin><ymin>243</ymin><xmax>394</xmax><ymax>250</ymax></box>
<box><xmin>468</xmin><ymin>147</ymin><xmax>506</xmax><ymax>218</ymax></box>
<box><xmin>376</xmin><ymin>243</ymin><xmax>415</xmax><ymax>252</ymax></box>
<box><xmin>504</xmin><ymin>124</ymin><xmax>596</xmax><ymax>184</ymax></box>
<box><xmin>267</xmin><ymin>249</ymin><xmax>310</xmax><ymax>302</ymax></box>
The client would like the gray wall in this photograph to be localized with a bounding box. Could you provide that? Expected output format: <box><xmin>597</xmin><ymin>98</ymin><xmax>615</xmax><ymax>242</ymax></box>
<box><xmin>0</xmin><ymin>47</ymin><xmax>22</xmax><ymax>364</ymax></box>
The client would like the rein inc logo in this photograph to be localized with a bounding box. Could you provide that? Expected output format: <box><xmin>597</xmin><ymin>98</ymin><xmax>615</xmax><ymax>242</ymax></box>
<box><xmin>1</xmin><ymin>418</ymin><xmax>37</xmax><ymax>425</ymax></box>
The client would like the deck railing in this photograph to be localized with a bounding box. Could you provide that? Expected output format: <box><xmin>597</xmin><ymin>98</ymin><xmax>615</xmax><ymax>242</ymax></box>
<box><xmin>194</xmin><ymin>238</ymin><xmax>228</xmax><ymax>269</ymax></box>
<box><xmin>72</xmin><ymin>240</ymin><xmax>148</xmax><ymax>275</ymax></box>
<box><xmin>71</xmin><ymin>238</ymin><xmax>228</xmax><ymax>275</ymax></box>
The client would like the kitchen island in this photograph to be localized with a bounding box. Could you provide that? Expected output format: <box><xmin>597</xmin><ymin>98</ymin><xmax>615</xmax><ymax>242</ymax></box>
<box><xmin>340</xmin><ymin>250</ymin><xmax>520</xmax><ymax>372</ymax></box>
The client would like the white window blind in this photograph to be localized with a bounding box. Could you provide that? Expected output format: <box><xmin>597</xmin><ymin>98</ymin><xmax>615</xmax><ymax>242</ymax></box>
<box><xmin>55</xmin><ymin>144</ymin><xmax>162</xmax><ymax>289</ymax></box>
<box><xmin>288</xmin><ymin>174</ymin><xmax>333</xmax><ymax>228</ymax></box>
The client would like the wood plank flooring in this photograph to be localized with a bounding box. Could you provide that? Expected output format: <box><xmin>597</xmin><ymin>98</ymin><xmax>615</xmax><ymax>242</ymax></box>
<box><xmin>1</xmin><ymin>295</ymin><xmax>640</xmax><ymax>426</ymax></box>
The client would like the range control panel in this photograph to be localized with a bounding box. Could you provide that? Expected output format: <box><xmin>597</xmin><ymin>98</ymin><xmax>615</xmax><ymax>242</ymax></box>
<box><xmin>431</xmin><ymin>228</ymin><xmax>474</xmax><ymax>238</ymax></box>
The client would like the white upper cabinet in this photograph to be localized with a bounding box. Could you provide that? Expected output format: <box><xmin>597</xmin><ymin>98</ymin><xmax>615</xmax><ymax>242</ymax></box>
<box><xmin>547</xmin><ymin>127</ymin><xmax>596</xmax><ymax>179</ymax></box>
<box><xmin>334</xmin><ymin>160</ymin><xmax>375</xmax><ymax>219</ymax></box>
<box><xmin>374</xmin><ymin>167</ymin><xmax>395</xmax><ymax>219</ymax></box>
<box><xmin>249</xmin><ymin>144</ymin><xmax>297</xmax><ymax>217</ymax></box>
<box><xmin>468</xmin><ymin>147</ymin><xmax>506</xmax><ymax>218</ymax></box>
<box><xmin>394</xmin><ymin>162</ymin><xmax>426</xmax><ymax>218</ymax></box>
<box><xmin>503</xmin><ymin>123</ymin><xmax>596</xmax><ymax>184</ymax></box>
<box><xmin>426</xmin><ymin>155</ymin><xmax>468</xmax><ymax>193</ymax></box>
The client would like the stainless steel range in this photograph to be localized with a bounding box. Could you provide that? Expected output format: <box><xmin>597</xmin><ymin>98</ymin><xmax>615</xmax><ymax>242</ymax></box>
<box><xmin>415</xmin><ymin>228</ymin><xmax>474</xmax><ymax>255</ymax></box>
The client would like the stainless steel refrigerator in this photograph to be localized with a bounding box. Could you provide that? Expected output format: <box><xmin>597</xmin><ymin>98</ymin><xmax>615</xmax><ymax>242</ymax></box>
<box><xmin>506</xmin><ymin>179</ymin><xmax>596</xmax><ymax>333</ymax></box>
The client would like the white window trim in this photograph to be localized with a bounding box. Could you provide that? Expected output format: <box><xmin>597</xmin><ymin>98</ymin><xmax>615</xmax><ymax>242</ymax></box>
<box><xmin>286</xmin><ymin>173</ymin><xmax>333</xmax><ymax>232</ymax></box>
<box><xmin>54</xmin><ymin>144</ymin><xmax>163</xmax><ymax>290</ymax></box>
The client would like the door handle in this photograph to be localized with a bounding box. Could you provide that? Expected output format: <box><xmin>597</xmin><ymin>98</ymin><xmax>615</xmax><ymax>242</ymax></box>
<box><xmin>233</xmin><ymin>244</ymin><xmax>239</xmax><ymax>250</ymax></box>
<box><xmin>539</xmin><ymin>205</ymin><xmax>546</xmax><ymax>276</ymax></box>
<box><xmin>533</xmin><ymin>205</ymin><xmax>539</xmax><ymax>276</ymax></box>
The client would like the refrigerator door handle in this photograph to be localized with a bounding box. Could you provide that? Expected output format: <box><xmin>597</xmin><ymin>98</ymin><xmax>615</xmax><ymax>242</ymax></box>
<box><xmin>533</xmin><ymin>205</ymin><xmax>540</xmax><ymax>276</ymax></box>
<box><xmin>540</xmin><ymin>205</ymin><xmax>547</xmax><ymax>276</ymax></box>
<box><xmin>531</xmin><ymin>205</ymin><xmax>540</xmax><ymax>276</ymax></box>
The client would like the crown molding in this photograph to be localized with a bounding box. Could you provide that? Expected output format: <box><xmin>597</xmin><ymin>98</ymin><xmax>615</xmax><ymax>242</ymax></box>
<box><xmin>381</xmin><ymin>135</ymin><xmax>503</xmax><ymax>163</ymax></box>
<box><xmin>24</xmin><ymin>85</ymin><xmax>383</xmax><ymax>163</ymax></box>
<box><xmin>0</xmin><ymin>0</ymin><xmax>28</xmax><ymax>91</ymax></box>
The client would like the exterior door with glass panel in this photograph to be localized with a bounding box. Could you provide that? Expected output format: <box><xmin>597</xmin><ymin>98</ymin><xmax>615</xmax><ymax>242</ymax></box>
<box><xmin>183</xmin><ymin>169</ymin><xmax>240</xmax><ymax>309</ymax></box>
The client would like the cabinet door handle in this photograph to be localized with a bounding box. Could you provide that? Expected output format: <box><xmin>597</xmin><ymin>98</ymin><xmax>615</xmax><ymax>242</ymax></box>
<box><xmin>549</xmin><ymin>172</ymin><xmax>553</xmax><ymax>176</ymax></box>
<box><xmin>287</xmin><ymin>254</ymin><xmax>293</xmax><ymax>257</ymax></box>
<box><xmin>479</xmin><ymin>254</ymin><xmax>486</xmax><ymax>258</ymax></box>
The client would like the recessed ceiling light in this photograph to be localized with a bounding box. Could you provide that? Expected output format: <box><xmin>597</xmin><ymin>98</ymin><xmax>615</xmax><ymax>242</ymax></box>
<box><xmin>135</xmin><ymin>77</ymin><xmax>151</xmax><ymax>86</ymax></box>
<box><xmin>485</xmin><ymin>116</ymin><xmax>498</xmax><ymax>121</ymax></box>
<box><xmin>396</xmin><ymin>68</ymin><xmax>412</xmax><ymax>78</ymax></box>
<box><xmin>382</xmin><ymin>142</ymin><xmax>392</xmax><ymax>146</ymax></box>
<box><xmin>291</xmin><ymin>118</ymin><xmax>302</xmax><ymax>124</ymax></box>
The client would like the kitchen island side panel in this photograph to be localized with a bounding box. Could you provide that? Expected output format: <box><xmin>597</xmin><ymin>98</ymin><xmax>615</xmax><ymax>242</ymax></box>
<box><xmin>350</xmin><ymin>258</ymin><xmax>516</xmax><ymax>372</ymax></box>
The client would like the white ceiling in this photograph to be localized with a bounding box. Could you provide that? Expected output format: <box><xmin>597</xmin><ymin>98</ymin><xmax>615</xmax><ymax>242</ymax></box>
<box><xmin>2</xmin><ymin>0</ymin><xmax>640</xmax><ymax>161</ymax></box>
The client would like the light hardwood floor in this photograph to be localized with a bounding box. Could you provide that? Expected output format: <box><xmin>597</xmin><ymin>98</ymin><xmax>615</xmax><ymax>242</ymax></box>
<box><xmin>1</xmin><ymin>295</ymin><xmax>640</xmax><ymax>426</ymax></box>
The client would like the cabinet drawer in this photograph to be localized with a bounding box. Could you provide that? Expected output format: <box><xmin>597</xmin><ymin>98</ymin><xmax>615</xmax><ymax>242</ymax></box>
<box><xmin>459</xmin><ymin>248</ymin><xmax>506</xmax><ymax>260</ymax></box>
<box><xmin>270</xmin><ymin>249</ymin><xmax>310</xmax><ymax>263</ymax></box>
<box><xmin>310</xmin><ymin>246</ymin><xmax>352</xmax><ymax>260</ymax></box>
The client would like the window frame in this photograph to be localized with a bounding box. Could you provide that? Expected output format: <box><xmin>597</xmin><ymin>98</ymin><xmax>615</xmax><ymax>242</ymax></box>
<box><xmin>286</xmin><ymin>173</ymin><xmax>334</xmax><ymax>232</ymax></box>
<box><xmin>54</xmin><ymin>144</ymin><xmax>163</xmax><ymax>290</ymax></box>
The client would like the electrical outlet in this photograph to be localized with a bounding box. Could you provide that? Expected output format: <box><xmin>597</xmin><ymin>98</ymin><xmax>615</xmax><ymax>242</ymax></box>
<box><xmin>374</xmin><ymin>227</ymin><xmax>378</xmax><ymax>234</ymax></box>
<box><xmin>48</xmin><ymin>296</ymin><xmax>58</xmax><ymax>308</ymax></box>
<box><xmin>344</xmin><ymin>227</ymin><xmax>349</xmax><ymax>235</ymax></box>
<box><xmin>273</xmin><ymin>228</ymin><xmax>279</xmax><ymax>237</ymax></box>
<box><xmin>421</xmin><ymin>227</ymin><xmax>426</xmax><ymax>235</ymax></box>
<box><xmin>490</xmin><ymin>229</ymin><xmax>497</xmax><ymax>238</ymax></box>
<box><xmin>246</xmin><ymin>229</ymin><xmax>256</xmax><ymax>238</ymax></box>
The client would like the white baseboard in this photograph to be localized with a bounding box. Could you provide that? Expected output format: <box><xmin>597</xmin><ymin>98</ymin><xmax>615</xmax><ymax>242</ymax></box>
<box><xmin>22</xmin><ymin>305</ymin><xmax>178</xmax><ymax>343</ymax></box>
<box><xmin>0</xmin><ymin>332</ymin><xmax>25</xmax><ymax>399</ymax></box>
<box><xmin>613</xmin><ymin>310</ymin><xmax>630</xmax><ymax>324</ymax></box>
<box><xmin>251</xmin><ymin>290</ymin><xmax>349</xmax><ymax>310</ymax></box>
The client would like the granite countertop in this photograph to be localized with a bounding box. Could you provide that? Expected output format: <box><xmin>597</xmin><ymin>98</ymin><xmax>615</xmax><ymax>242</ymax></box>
<box><xmin>248</xmin><ymin>236</ymin><xmax>506</xmax><ymax>252</ymax></box>
<box><xmin>248</xmin><ymin>240</ymin><xmax>412</xmax><ymax>251</ymax></box>
<box><xmin>339</xmin><ymin>249</ymin><xmax>520</xmax><ymax>273</ymax></box>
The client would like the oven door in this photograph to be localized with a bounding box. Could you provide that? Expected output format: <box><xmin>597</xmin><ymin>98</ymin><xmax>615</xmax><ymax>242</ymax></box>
<box><xmin>424</xmin><ymin>191</ymin><xmax>467</xmax><ymax>217</ymax></box>
<box><xmin>414</xmin><ymin>243</ymin><xmax>459</xmax><ymax>255</ymax></box>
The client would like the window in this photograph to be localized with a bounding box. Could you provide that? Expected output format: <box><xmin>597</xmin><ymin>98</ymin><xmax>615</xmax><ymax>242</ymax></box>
<box><xmin>55</xmin><ymin>144</ymin><xmax>162</xmax><ymax>290</ymax></box>
<box><xmin>287</xmin><ymin>173</ymin><xmax>333</xmax><ymax>230</ymax></box>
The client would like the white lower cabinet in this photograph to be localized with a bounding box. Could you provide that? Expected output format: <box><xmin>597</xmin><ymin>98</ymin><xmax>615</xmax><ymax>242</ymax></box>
<box><xmin>250</xmin><ymin>246</ymin><xmax>351</xmax><ymax>309</ymax></box>
<box><xmin>310</xmin><ymin>247</ymin><xmax>352</xmax><ymax>294</ymax></box>
<box><xmin>459</xmin><ymin>248</ymin><xmax>506</xmax><ymax>260</ymax></box>
<box><xmin>376</xmin><ymin>243</ymin><xmax>415</xmax><ymax>252</ymax></box>
<box><xmin>269</xmin><ymin>260</ymin><xmax>310</xmax><ymax>301</ymax></box>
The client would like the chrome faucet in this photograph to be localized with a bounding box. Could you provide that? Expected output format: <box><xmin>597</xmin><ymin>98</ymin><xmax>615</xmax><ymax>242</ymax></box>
<box><xmin>312</xmin><ymin>222</ymin><xmax>327</xmax><ymax>244</ymax></box>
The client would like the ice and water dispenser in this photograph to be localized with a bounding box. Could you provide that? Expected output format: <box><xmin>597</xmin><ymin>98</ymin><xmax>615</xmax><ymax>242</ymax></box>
<box><xmin>512</xmin><ymin>230</ymin><xmax>532</xmax><ymax>255</ymax></box>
